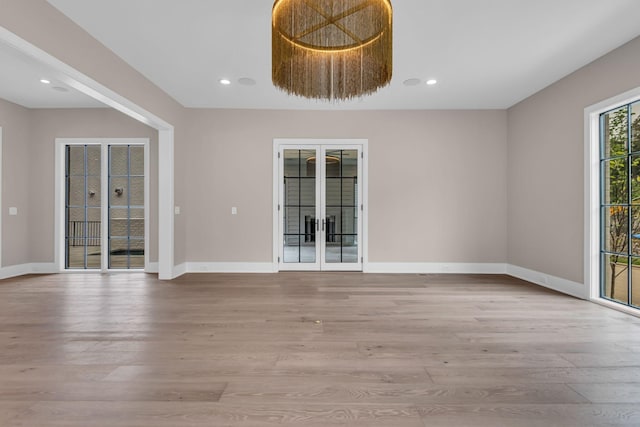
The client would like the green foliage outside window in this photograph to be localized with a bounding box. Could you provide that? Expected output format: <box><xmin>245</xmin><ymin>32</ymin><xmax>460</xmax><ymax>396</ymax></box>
<box><xmin>603</xmin><ymin>104</ymin><xmax>640</xmax><ymax>300</ymax></box>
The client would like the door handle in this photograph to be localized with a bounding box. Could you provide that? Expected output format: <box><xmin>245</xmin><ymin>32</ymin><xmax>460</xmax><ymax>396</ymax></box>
<box><xmin>322</xmin><ymin>219</ymin><xmax>325</xmax><ymax>231</ymax></box>
<box><xmin>316</xmin><ymin>219</ymin><xmax>319</xmax><ymax>231</ymax></box>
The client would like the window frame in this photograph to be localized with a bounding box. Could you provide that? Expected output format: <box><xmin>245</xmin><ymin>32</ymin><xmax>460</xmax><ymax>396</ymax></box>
<box><xmin>586</xmin><ymin>86</ymin><xmax>640</xmax><ymax>318</ymax></box>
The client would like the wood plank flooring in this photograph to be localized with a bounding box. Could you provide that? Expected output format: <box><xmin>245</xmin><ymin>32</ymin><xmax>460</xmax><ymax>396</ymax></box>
<box><xmin>0</xmin><ymin>272</ymin><xmax>639</xmax><ymax>426</ymax></box>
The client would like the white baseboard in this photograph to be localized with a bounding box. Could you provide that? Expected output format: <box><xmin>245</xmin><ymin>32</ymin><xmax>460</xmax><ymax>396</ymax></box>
<box><xmin>186</xmin><ymin>262</ymin><xmax>276</xmax><ymax>274</ymax></box>
<box><xmin>0</xmin><ymin>264</ymin><xmax>32</xmax><ymax>280</ymax></box>
<box><xmin>0</xmin><ymin>263</ymin><xmax>57</xmax><ymax>280</ymax></box>
<box><xmin>146</xmin><ymin>262</ymin><xmax>159</xmax><ymax>273</ymax></box>
<box><xmin>173</xmin><ymin>262</ymin><xmax>188</xmax><ymax>278</ymax></box>
<box><xmin>506</xmin><ymin>264</ymin><xmax>587</xmax><ymax>300</ymax></box>
<box><xmin>30</xmin><ymin>263</ymin><xmax>57</xmax><ymax>274</ymax></box>
<box><xmin>364</xmin><ymin>262</ymin><xmax>508</xmax><ymax>274</ymax></box>
<box><xmin>363</xmin><ymin>262</ymin><xmax>586</xmax><ymax>300</ymax></box>
<box><xmin>0</xmin><ymin>260</ymin><xmax>588</xmax><ymax>301</ymax></box>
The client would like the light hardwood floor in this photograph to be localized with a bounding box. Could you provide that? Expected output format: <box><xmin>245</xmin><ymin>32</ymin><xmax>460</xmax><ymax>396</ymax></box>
<box><xmin>0</xmin><ymin>272</ymin><xmax>640</xmax><ymax>426</ymax></box>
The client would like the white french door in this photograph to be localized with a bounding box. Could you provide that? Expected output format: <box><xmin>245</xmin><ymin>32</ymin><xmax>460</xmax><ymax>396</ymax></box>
<box><xmin>56</xmin><ymin>138</ymin><xmax>149</xmax><ymax>272</ymax></box>
<box><xmin>277</xmin><ymin>142</ymin><xmax>364</xmax><ymax>271</ymax></box>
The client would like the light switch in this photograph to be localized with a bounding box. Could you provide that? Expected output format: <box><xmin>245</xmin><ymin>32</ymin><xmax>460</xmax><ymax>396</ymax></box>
<box><xmin>174</xmin><ymin>206</ymin><xmax>181</xmax><ymax>215</ymax></box>
<box><xmin>9</xmin><ymin>207</ymin><xmax>17</xmax><ymax>216</ymax></box>
<box><xmin>231</xmin><ymin>207</ymin><xmax>237</xmax><ymax>215</ymax></box>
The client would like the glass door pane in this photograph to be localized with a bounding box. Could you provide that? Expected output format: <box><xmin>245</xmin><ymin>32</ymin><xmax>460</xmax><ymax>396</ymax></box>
<box><xmin>282</xmin><ymin>149</ymin><xmax>318</xmax><ymax>266</ymax></box>
<box><xmin>323</xmin><ymin>149</ymin><xmax>360</xmax><ymax>266</ymax></box>
<box><xmin>108</xmin><ymin>145</ymin><xmax>145</xmax><ymax>269</ymax></box>
<box><xmin>65</xmin><ymin>145</ymin><xmax>101</xmax><ymax>269</ymax></box>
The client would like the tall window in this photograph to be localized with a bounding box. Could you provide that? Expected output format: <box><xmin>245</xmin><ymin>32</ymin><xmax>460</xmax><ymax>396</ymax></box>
<box><xmin>600</xmin><ymin>101</ymin><xmax>640</xmax><ymax>308</ymax></box>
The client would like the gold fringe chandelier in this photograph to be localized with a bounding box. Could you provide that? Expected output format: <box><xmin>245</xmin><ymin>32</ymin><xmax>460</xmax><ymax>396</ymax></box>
<box><xmin>272</xmin><ymin>0</ymin><xmax>393</xmax><ymax>101</ymax></box>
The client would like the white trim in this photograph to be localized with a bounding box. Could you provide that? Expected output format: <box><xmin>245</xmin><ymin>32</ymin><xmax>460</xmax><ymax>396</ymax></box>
<box><xmin>31</xmin><ymin>263</ymin><xmax>58</xmax><ymax>274</ymax></box>
<box><xmin>507</xmin><ymin>264</ymin><xmax>586</xmax><ymax>299</ymax></box>
<box><xmin>591</xmin><ymin>297</ymin><xmax>640</xmax><ymax>319</ymax></box>
<box><xmin>0</xmin><ymin>263</ymin><xmax>57</xmax><ymax>280</ymax></box>
<box><xmin>0</xmin><ymin>26</ymin><xmax>175</xmax><ymax>280</ymax></box>
<box><xmin>0</xmin><ymin>126</ymin><xmax>2</xmax><ymax>268</ymax></box>
<box><xmin>0</xmin><ymin>264</ymin><xmax>31</xmax><ymax>280</ymax></box>
<box><xmin>584</xmin><ymin>86</ymin><xmax>640</xmax><ymax>310</ymax></box>
<box><xmin>54</xmin><ymin>141</ymin><xmax>64</xmax><ymax>271</ymax></box>
<box><xmin>146</xmin><ymin>262</ymin><xmax>159</xmax><ymax>273</ymax></box>
<box><xmin>272</xmin><ymin>147</ymin><xmax>280</xmax><ymax>268</ymax></box>
<box><xmin>319</xmin><ymin>146</ymin><xmax>327</xmax><ymax>269</ymax></box>
<box><xmin>186</xmin><ymin>262</ymin><xmax>276</xmax><ymax>273</ymax></box>
<box><xmin>0</xmin><ymin>258</ymin><xmax>594</xmax><ymax>304</ymax></box>
<box><xmin>362</xmin><ymin>143</ymin><xmax>369</xmax><ymax>268</ymax></box>
<box><xmin>584</xmin><ymin>104</ymin><xmax>600</xmax><ymax>303</ymax></box>
<box><xmin>173</xmin><ymin>262</ymin><xmax>188</xmax><ymax>278</ymax></box>
<box><xmin>158</xmin><ymin>129</ymin><xmax>175</xmax><ymax>279</ymax></box>
<box><xmin>144</xmin><ymin>140</ymin><xmax>150</xmax><ymax>272</ymax></box>
<box><xmin>100</xmin><ymin>143</ymin><xmax>109</xmax><ymax>270</ymax></box>
<box><xmin>365</xmin><ymin>262</ymin><xmax>508</xmax><ymax>274</ymax></box>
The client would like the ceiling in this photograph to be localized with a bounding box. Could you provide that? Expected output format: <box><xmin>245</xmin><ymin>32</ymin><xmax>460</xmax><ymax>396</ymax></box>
<box><xmin>11</xmin><ymin>1</ymin><xmax>640</xmax><ymax>110</ymax></box>
<box><xmin>0</xmin><ymin>41</ymin><xmax>104</xmax><ymax>108</ymax></box>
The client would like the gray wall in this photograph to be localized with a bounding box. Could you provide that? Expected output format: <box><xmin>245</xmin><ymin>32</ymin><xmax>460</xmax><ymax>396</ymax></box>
<box><xmin>507</xmin><ymin>36</ymin><xmax>640</xmax><ymax>283</ymax></box>
<box><xmin>0</xmin><ymin>98</ymin><xmax>31</xmax><ymax>267</ymax></box>
<box><xmin>183</xmin><ymin>109</ymin><xmax>508</xmax><ymax>264</ymax></box>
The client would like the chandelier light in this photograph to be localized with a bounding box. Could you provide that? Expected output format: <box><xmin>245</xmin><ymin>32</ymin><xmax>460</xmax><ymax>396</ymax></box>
<box><xmin>272</xmin><ymin>0</ymin><xmax>393</xmax><ymax>101</ymax></box>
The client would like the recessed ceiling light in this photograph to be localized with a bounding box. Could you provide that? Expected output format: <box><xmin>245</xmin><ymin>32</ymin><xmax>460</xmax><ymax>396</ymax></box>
<box><xmin>238</xmin><ymin>77</ymin><xmax>256</xmax><ymax>86</ymax></box>
<box><xmin>426</xmin><ymin>79</ymin><xmax>437</xmax><ymax>86</ymax></box>
<box><xmin>40</xmin><ymin>79</ymin><xmax>50</xmax><ymax>84</ymax></box>
<box><xmin>403</xmin><ymin>78</ymin><xmax>421</xmax><ymax>86</ymax></box>
<box><xmin>219</xmin><ymin>79</ymin><xmax>231</xmax><ymax>85</ymax></box>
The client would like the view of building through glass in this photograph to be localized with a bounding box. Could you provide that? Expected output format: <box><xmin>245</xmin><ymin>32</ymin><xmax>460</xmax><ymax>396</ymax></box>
<box><xmin>65</xmin><ymin>144</ymin><xmax>145</xmax><ymax>269</ymax></box>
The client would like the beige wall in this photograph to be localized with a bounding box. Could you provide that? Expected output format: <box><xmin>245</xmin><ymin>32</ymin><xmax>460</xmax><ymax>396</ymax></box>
<box><xmin>507</xmin><ymin>36</ymin><xmax>640</xmax><ymax>283</ymax></box>
<box><xmin>185</xmin><ymin>109</ymin><xmax>508</xmax><ymax>263</ymax></box>
<box><xmin>28</xmin><ymin>108</ymin><xmax>158</xmax><ymax>264</ymax></box>
<box><xmin>0</xmin><ymin>98</ymin><xmax>31</xmax><ymax>267</ymax></box>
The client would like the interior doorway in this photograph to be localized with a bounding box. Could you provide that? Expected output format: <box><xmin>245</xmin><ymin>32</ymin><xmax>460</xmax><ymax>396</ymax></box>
<box><xmin>56</xmin><ymin>138</ymin><xmax>149</xmax><ymax>271</ymax></box>
<box><xmin>274</xmin><ymin>139</ymin><xmax>367</xmax><ymax>271</ymax></box>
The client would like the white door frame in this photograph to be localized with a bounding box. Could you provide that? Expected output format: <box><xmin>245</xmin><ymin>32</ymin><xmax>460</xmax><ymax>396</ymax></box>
<box><xmin>55</xmin><ymin>138</ymin><xmax>150</xmax><ymax>272</ymax></box>
<box><xmin>273</xmin><ymin>138</ymin><xmax>368</xmax><ymax>272</ymax></box>
<box><xmin>0</xmin><ymin>126</ymin><xmax>2</xmax><ymax>269</ymax></box>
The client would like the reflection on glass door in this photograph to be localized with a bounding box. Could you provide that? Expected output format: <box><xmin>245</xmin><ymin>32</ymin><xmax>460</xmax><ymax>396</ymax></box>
<box><xmin>279</xmin><ymin>144</ymin><xmax>362</xmax><ymax>271</ymax></box>
<box><xmin>64</xmin><ymin>141</ymin><xmax>146</xmax><ymax>270</ymax></box>
<box><xmin>282</xmin><ymin>148</ymin><xmax>320</xmax><ymax>268</ymax></box>
<box><xmin>323</xmin><ymin>149</ymin><xmax>359</xmax><ymax>265</ymax></box>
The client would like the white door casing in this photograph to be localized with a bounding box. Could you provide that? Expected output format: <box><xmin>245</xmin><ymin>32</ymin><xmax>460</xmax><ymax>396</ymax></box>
<box><xmin>273</xmin><ymin>139</ymin><xmax>368</xmax><ymax>272</ymax></box>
